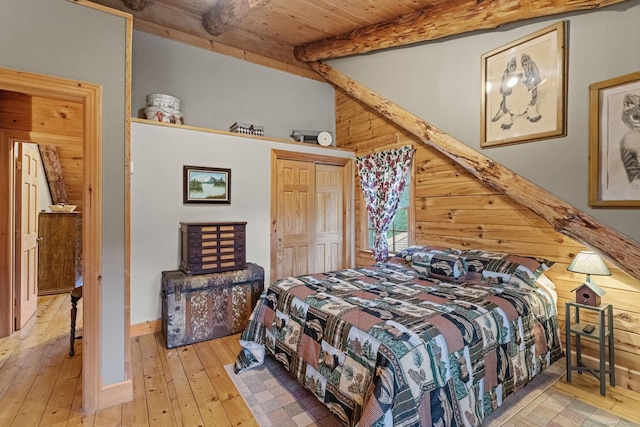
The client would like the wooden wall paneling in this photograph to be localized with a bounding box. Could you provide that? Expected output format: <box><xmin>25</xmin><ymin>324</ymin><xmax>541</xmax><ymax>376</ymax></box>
<box><xmin>335</xmin><ymin>87</ymin><xmax>640</xmax><ymax>394</ymax></box>
<box><xmin>0</xmin><ymin>91</ymin><xmax>84</xmax><ymax>138</ymax></box>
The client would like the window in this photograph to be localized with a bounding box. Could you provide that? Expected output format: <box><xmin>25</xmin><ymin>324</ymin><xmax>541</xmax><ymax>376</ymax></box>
<box><xmin>367</xmin><ymin>176</ymin><xmax>411</xmax><ymax>253</ymax></box>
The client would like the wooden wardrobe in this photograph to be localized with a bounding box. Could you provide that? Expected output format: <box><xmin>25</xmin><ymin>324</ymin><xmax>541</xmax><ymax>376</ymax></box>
<box><xmin>37</xmin><ymin>212</ymin><xmax>82</xmax><ymax>295</ymax></box>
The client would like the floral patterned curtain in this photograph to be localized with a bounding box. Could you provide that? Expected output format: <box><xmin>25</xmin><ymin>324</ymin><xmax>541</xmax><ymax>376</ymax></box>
<box><xmin>355</xmin><ymin>145</ymin><xmax>415</xmax><ymax>263</ymax></box>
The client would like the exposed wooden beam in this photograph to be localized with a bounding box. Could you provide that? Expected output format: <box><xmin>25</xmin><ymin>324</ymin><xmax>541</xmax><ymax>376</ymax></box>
<box><xmin>310</xmin><ymin>61</ymin><xmax>640</xmax><ymax>280</ymax></box>
<box><xmin>38</xmin><ymin>144</ymin><xmax>68</xmax><ymax>204</ymax></box>
<box><xmin>203</xmin><ymin>0</ymin><xmax>271</xmax><ymax>36</ymax></box>
<box><xmin>295</xmin><ymin>0</ymin><xmax>631</xmax><ymax>62</ymax></box>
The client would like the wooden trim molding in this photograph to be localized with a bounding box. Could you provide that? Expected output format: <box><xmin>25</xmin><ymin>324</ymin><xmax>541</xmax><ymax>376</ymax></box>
<box><xmin>310</xmin><ymin>61</ymin><xmax>640</xmax><ymax>280</ymax></box>
<box><xmin>0</xmin><ymin>132</ymin><xmax>13</xmax><ymax>338</ymax></box>
<box><xmin>99</xmin><ymin>379</ymin><xmax>134</xmax><ymax>409</ymax></box>
<box><xmin>130</xmin><ymin>320</ymin><xmax>162</xmax><ymax>337</ymax></box>
<box><xmin>123</xmin><ymin>6</ymin><xmax>134</xmax><ymax>389</ymax></box>
<box><xmin>0</xmin><ymin>68</ymin><xmax>103</xmax><ymax>412</ymax></box>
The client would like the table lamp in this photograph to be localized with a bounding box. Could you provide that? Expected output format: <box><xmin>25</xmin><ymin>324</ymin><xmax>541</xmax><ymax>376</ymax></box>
<box><xmin>568</xmin><ymin>251</ymin><xmax>610</xmax><ymax>306</ymax></box>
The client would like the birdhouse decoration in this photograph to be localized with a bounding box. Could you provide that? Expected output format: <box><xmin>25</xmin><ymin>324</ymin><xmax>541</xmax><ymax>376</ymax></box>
<box><xmin>571</xmin><ymin>282</ymin><xmax>606</xmax><ymax>307</ymax></box>
<box><xmin>567</xmin><ymin>251</ymin><xmax>610</xmax><ymax>307</ymax></box>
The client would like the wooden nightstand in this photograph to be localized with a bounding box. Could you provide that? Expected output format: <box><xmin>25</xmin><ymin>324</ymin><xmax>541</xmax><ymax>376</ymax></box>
<box><xmin>565</xmin><ymin>302</ymin><xmax>615</xmax><ymax>395</ymax></box>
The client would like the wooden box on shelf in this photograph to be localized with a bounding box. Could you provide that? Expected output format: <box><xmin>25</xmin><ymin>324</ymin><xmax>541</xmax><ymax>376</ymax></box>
<box><xmin>180</xmin><ymin>221</ymin><xmax>246</xmax><ymax>275</ymax></box>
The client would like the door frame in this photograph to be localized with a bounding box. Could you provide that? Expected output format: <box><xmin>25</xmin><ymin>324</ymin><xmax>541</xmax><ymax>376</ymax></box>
<box><xmin>270</xmin><ymin>149</ymin><xmax>354</xmax><ymax>282</ymax></box>
<box><xmin>0</xmin><ymin>68</ymin><xmax>103</xmax><ymax>412</ymax></box>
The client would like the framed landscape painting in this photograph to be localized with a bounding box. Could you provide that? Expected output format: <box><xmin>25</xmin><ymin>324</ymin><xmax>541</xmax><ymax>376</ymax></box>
<box><xmin>183</xmin><ymin>165</ymin><xmax>231</xmax><ymax>204</ymax></box>
<box><xmin>481</xmin><ymin>21</ymin><xmax>567</xmax><ymax>147</ymax></box>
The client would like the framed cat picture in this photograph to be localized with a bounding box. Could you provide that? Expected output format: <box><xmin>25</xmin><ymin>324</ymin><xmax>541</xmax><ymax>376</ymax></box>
<box><xmin>589</xmin><ymin>71</ymin><xmax>640</xmax><ymax>207</ymax></box>
<box><xmin>481</xmin><ymin>21</ymin><xmax>567</xmax><ymax>148</ymax></box>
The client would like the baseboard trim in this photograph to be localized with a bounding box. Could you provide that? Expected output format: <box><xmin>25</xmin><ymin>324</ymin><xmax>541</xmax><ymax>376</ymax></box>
<box><xmin>130</xmin><ymin>319</ymin><xmax>161</xmax><ymax>337</ymax></box>
<box><xmin>99</xmin><ymin>379</ymin><xmax>133</xmax><ymax>409</ymax></box>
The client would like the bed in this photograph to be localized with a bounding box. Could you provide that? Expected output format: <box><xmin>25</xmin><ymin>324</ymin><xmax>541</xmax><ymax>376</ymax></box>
<box><xmin>234</xmin><ymin>246</ymin><xmax>563</xmax><ymax>427</ymax></box>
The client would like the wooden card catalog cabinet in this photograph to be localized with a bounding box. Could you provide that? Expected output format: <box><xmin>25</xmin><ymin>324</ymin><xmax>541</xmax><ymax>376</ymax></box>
<box><xmin>180</xmin><ymin>221</ymin><xmax>246</xmax><ymax>275</ymax></box>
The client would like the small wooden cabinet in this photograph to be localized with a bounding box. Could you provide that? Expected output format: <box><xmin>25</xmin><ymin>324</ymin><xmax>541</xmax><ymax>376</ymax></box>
<box><xmin>37</xmin><ymin>212</ymin><xmax>82</xmax><ymax>295</ymax></box>
<box><xmin>180</xmin><ymin>221</ymin><xmax>246</xmax><ymax>275</ymax></box>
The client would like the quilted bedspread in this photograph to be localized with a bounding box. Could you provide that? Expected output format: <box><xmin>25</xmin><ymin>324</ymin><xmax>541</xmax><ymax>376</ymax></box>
<box><xmin>234</xmin><ymin>262</ymin><xmax>562</xmax><ymax>427</ymax></box>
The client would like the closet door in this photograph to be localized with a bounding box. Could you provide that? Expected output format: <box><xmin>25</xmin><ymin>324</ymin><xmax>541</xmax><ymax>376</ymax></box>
<box><xmin>315</xmin><ymin>164</ymin><xmax>343</xmax><ymax>273</ymax></box>
<box><xmin>275</xmin><ymin>159</ymin><xmax>315</xmax><ymax>279</ymax></box>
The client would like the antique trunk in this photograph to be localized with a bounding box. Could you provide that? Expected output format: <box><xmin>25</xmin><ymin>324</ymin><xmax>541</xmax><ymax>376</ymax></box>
<box><xmin>161</xmin><ymin>263</ymin><xmax>264</xmax><ymax>348</ymax></box>
<box><xmin>180</xmin><ymin>221</ymin><xmax>246</xmax><ymax>275</ymax></box>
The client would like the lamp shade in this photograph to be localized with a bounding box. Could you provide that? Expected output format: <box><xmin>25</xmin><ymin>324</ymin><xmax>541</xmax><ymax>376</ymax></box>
<box><xmin>567</xmin><ymin>251</ymin><xmax>611</xmax><ymax>276</ymax></box>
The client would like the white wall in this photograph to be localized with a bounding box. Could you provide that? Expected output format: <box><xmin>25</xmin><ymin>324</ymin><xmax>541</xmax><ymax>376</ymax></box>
<box><xmin>132</xmin><ymin>31</ymin><xmax>336</xmax><ymax>141</ymax></box>
<box><xmin>329</xmin><ymin>1</ymin><xmax>640</xmax><ymax>243</ymax></box>
<box><xmin>130</xmin><ymin>121</ymin><xmax>353</xmax><ymax>324</ymax></box>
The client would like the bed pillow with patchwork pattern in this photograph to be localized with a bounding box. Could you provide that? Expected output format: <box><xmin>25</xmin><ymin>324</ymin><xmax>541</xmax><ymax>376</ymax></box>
<box><xmin>410</xmin><ymin>249</ymin><xmax>469</xmax><ymax>282</ymax></box>
<box><xmin>463</xmin><ymin>249</ymin><xmax>554</xmax><ymax>292</ymax></box>
<box><xmin>386</xmin><ymin>244</ymin><xmax>457</xmax><ymax>265</ymax></box>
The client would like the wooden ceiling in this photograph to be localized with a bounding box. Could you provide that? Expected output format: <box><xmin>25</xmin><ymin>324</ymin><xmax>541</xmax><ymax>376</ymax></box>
<box><xmin>86</xmin><ymin>0</ymin><xmax>629</xmax><ymax>79</ymax></box>
<box><xmin>6</xmin><ymin>0</ymin><xmax>626</xmax><ymax>218</ymax></box>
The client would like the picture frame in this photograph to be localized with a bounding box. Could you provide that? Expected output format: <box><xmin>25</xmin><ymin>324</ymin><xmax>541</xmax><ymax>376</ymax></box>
<box><xmin>481</xmin><ymin>21</ymin><xmax>567</xmax><ymax>148</ymax></box>
<box><xmin>589</xmin><ymin>71</ymin><xmax>640</xmax><ymax>207</ymax></box>
<box><xmin>183</xmin><ymin>165</ymin><xmax>231</xmax><ymax>204</ymax></box>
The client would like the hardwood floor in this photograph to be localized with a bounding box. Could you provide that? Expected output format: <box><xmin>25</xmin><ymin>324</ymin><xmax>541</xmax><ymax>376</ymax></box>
<box><xmin>0</xmin><ymin>294</ymin><xmax>638</xmax><ymax>426</ymax></box>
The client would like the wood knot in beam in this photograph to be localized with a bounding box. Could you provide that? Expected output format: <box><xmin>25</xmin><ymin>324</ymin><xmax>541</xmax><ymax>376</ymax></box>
<box><xmin>122</xmin><ymin>0</ymin><xmax>149</xmax><ymax>11</ymax></box>
<box><xmin>203</xmin><ymin>0</ymin><xmax>270</xmax><ymax>36</ymax></box>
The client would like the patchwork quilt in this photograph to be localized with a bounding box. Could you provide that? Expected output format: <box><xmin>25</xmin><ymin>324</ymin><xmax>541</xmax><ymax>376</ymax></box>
<box><xmin>234</xmin><ymin>262</ymin><xmax>562</xmax><ymax>427</ymax></box>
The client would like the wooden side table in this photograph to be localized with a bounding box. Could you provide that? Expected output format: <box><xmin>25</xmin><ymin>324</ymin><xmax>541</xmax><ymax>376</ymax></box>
<box><xmin>565</xmin><ymin>302</ymin><xmax>615</xmax><ymax>395</ymax></box>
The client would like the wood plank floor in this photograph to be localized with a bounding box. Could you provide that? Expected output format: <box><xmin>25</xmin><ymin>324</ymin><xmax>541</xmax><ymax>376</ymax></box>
<box><xmin>0</xmin><ymin>294</ymin><xmax>638</xmax><ymax>426</ymax></box>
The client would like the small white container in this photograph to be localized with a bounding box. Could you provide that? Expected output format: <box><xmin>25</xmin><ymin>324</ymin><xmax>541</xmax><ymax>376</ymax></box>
<box><xmin>146</xmin><ymin>93</ymin><xmax>181</xmax><ymax>111</ymax></box>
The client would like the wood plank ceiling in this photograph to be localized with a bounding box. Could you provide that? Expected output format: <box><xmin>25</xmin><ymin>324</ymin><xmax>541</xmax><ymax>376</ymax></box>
<box><xmin>87</xmin><ymin>0</ymin><xmax>630</xmax><ymax>76</ymax></box>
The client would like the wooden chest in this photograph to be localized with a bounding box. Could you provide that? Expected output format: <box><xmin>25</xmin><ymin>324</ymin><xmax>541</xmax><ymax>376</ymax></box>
<box><xmin>180</xmin><ymin>221</ymin><xmax>246</xmax><ymax>275</ymax></box>
<box><xmin>161</xmin><ymin>263</ymin><xmax>264</xmax><ymax>348</ymax></box>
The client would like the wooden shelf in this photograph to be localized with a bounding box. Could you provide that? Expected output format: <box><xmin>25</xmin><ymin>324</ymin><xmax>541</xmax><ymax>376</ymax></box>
<box><xmin>130</xmin><ymin>117</ymin><xmax>352</xmax><ymax>152</ymax></box>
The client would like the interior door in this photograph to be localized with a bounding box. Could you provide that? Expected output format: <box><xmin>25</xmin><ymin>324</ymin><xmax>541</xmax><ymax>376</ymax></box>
<box><xmin>15</xmin><ymin>142</ymin><xmax>39</xmax><ymax>329</ymax></box>
<box><xmin>315</xmin><ymin>164</ymin><xmax>343</xmax><ymax>272</ymax></box>
<box><xmin>275</xmin><ymin>159</ymin><xmax>315</xmax><ymax>279</ymax></box>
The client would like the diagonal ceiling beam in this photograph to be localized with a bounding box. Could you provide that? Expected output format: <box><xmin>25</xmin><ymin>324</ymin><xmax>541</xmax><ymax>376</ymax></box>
<box><xmin>309</xmin><ymin>60</ymin><xmax>640</xmax><ymax>280</ymax></box>
<box><xmin>295</xmin><ymin>0</ymin><xmax>631</xmax><ymax>62</ymax></box>
<box><xmin>203</xmin><ymin>0</ymin><xmax>271</xmax><ymax>36</ymax></box>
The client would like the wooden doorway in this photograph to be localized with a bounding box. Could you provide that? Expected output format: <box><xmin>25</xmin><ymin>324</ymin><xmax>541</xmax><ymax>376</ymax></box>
<box><xmin>270</xmin><ymin>149</ymin><xmax>354</xmax><ymax>282</ymax></box>
<box><xmin>0</xmin><ymin>68</ymin><xmax>102</xmax><ymax>412</ymax></box>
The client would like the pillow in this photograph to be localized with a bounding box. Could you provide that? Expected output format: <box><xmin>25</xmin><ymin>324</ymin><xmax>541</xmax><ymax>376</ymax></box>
<box><xmin>535</xmin><ymin>273</ymin><xmax>558</xmax><ymax>304</ymax></box>
<box><xmin>410</xmin><ymin>249</ymin><xmax>468</xmax><ymax>282</ymax></box>
<box><xmin>390</xmin><ymin>244</ymin><xmax>461</xmax><ymax>264</ymax></box>
<box><xmin>463</xmin><ymin>249</ymin><xmax>554</xmax><ymax>292</ymax></box>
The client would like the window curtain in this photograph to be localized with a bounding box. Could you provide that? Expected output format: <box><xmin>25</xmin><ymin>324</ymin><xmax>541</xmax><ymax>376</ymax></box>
<box><xmin>355</xmin><ymin>145</ymin><xmax>415</xmax><ymax>263</ymax></box>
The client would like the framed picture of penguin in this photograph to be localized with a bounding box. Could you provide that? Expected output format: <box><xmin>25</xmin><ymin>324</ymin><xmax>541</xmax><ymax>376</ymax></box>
<box><xmin>481</xmin><ymin>21</ymin><xmax>567</xmax><ymax>148</ymax></box>
<box><xmin>588</xmin><ymin>71</ymin><xmax>640</xmax><ymax>207</ymax></box>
